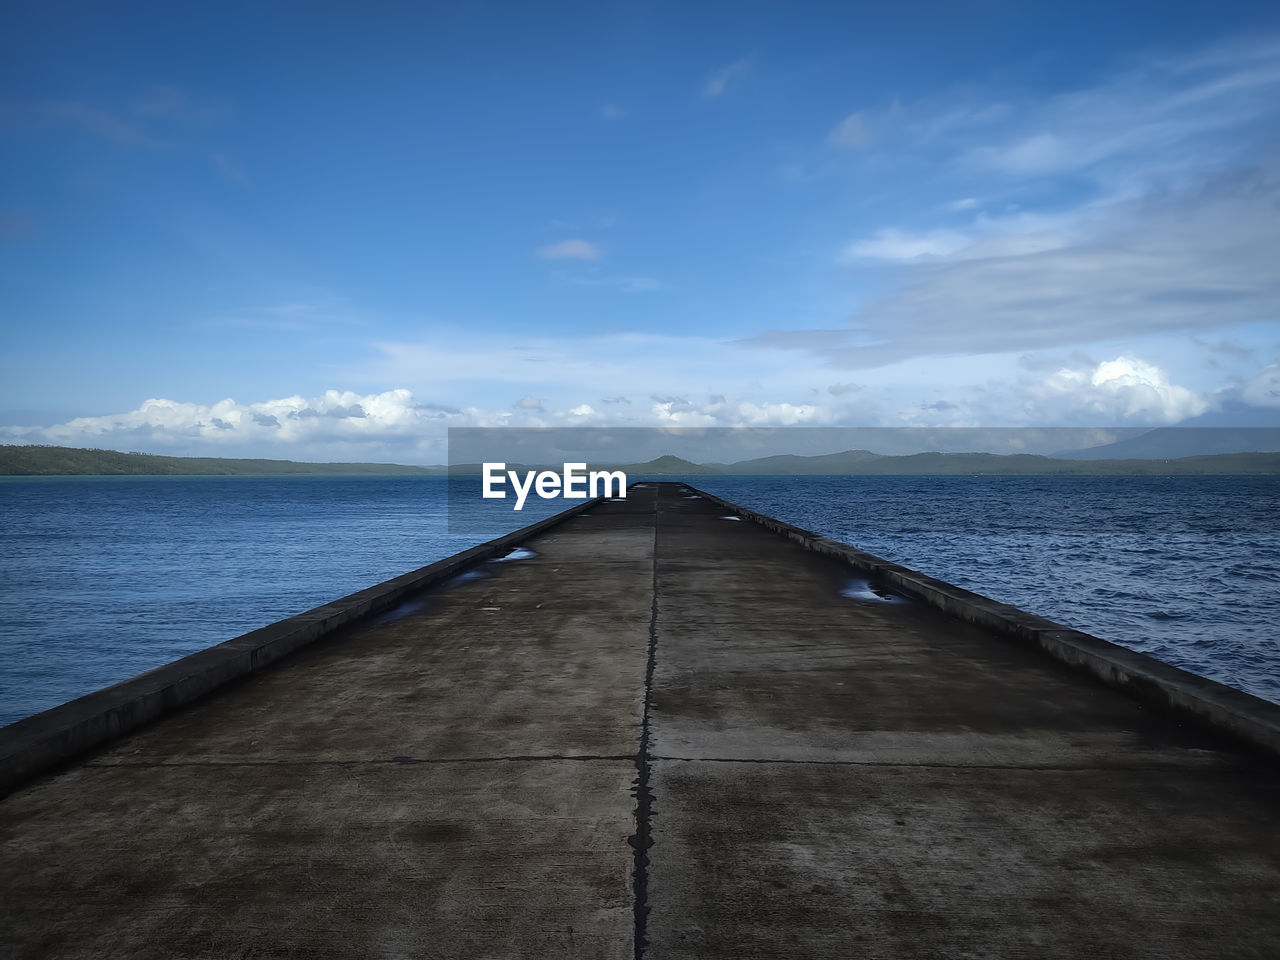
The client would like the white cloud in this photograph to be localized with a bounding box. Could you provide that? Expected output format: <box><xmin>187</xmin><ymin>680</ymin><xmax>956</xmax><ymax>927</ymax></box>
<box><xmin>1237</xmin><ymin>363</ymin><xmax>1280</xmax><ymax>407</ymax></box>
<box><xmin>844</xmin><ymin>228</ymin><xmax>974</xmax><ymax>261</ymax></box>
<box><xmin>0</xmin><ymin>390</ymin><xmax>454</xmax><ymax>459</ymax></box>
<box><xmin>536</xmin><ymin>239</ymin><xmax>601</xmax><ymax>260</ymax></box>
<box><xmin>703</xmin><ymin>59</ymin><xmax>750</xmax><ymax>98</ymax></box>
<box><xmin>599</xmin><ymin>103</ymin><xmax>626</xmax><ymax>119</ymax></box>
<box><xmin>957</xmin><ymin>37</ymin><xmax>1280</xmax><ymax>190</ymax></box>
<box><xmin>828</xmin><ymin>111</ymin><xmax>872</xmax><ymax>149</ymax></box>
<box><xmin>1029</xmin><ymin>356</ymin><xmax>1208</xmax><ymax>423</ymax></box>
<box><xmin>844</xmin><ymin>217</ymin><xmax>1070</xmax><ymax>263</ymax></box>
<box><xmin>0</xmin><ymin>350</ymin><xmax>1246</xmax><ymax>464</ymax></box>
<box><xmin>812</xmin><ymin>38</ymin><xmax>1270</xmax><ymax>368</ymax></box>
<box><xmin>648</xmin><ymin>396</ymin><xmax>825</xmax><ymax>427</ymax></box>
<box><xmin>827</xmin><ymin>382</ymin><xmax>861</xmax><ymax>396</ymax></box>
<box><xmin>760</xmin><ymin>162</ymin><xmax>1280</xmax><ymax>367</ymax></box>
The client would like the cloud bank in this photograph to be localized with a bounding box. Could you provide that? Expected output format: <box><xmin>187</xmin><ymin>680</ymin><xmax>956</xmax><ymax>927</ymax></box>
<box><xmin>1</xmin><ymin>350</ymin><xmax>1246</xmax><ymax>461</ymax></box>
<box><xmin>753</xmin><ymin>36</ymin><xmax>1280</xmax><ymax>370</ymax></box>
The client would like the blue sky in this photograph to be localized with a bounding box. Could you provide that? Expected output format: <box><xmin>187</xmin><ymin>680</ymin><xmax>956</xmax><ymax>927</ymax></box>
<box><xmin>2</xmin><ymin>0</ymin><xmax>1278</xmax><ymax>462</ymax></box>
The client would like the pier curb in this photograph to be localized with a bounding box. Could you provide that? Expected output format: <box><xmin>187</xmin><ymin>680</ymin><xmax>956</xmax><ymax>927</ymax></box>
<box><xmin>685</xmin><ymin>482</ymin><xmax>1280</xmax><ymax>760</ymax></box>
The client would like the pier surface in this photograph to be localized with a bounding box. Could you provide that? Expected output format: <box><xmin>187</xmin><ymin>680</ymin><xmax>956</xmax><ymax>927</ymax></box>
<box><xmin>3</xmin><ymin>483</ymin><xmax>1280</xmax><ymax>958</ymax></box>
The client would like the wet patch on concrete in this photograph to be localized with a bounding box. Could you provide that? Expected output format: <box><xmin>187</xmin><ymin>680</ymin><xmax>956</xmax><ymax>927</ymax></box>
<box><xmin>491</xmin><ymin>546</ymin><xmax>537</xmax><ymax>562</ymax></box>
<box><xmin>840</xmin><ymin>577</ymin><xmax>905</xmax><ymax>604</ymax></box>
<box><xmin>371</xmin><ymin>598</ymin><xmax>428</xmax><ymax>625</ymax></box>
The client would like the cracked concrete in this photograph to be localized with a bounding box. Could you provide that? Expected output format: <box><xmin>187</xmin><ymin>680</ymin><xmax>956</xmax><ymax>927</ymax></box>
<box><xmin>3</xmin><ymin>483</ymin><xmax>1280</xmax><ymax>959</ymax></box>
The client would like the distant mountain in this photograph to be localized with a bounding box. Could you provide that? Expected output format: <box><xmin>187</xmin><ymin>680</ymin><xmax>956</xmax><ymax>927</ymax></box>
<box><xmin>1176</xmin><ymin>403</ymin><xmax>1280</xmax><ymax>428</ymax></box>
<box><xmin>822</xmin><ymin>451</ymin><xmax>1280</xmax><ymax>475</ymax></box>
<box><xmin>615</xmin><ymin>455</ymin><xmax>719</xmax><ymax>475</ymax></box>
<box><xmin>718</xmin><ymin>449</ymin><xmax>887</xmax><ymax>475</ymax></box>
<box><xmin>0</xmin><ymin>445</ymin><xmax>442</xmax><ymax>476</ymax></box>
<box><xmin>1055</xmin><ymin>427</ymin><xmax>1280</xmax><ymax>460</ymax></box>
<box><xmin>7</xmin><ymin>442</ymin><xmax>1280</xmax><ymax>479</ymax></box>
<box><xmin>699</xmin><ymin>450</ymin><xmax>1280</xmax><ymax>475</ymax></box>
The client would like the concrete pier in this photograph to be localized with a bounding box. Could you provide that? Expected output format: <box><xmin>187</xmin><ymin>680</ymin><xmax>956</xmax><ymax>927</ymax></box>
<box><xmin>3</xmin><ymin>482</ymin><xmax>1280</xmax><ymax>958</ymax></box>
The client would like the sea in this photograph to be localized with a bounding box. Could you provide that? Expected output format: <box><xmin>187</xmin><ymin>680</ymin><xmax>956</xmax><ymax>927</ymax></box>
<box><xmin>1</xmin><ymin>473</ymin><xmax>1277</xmax><ymax>727</ymax></box>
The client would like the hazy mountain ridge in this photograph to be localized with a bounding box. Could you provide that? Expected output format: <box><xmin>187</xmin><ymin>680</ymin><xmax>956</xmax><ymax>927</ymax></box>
<box><xmin>0</xmin><ymin>445</ymin><xmax>444</xmax><ymax>477</ymax></box>
<box><xmin>5</xmin><ymin>444</ymin><xmax>1280</xmax><ymax>477</ymax></box>
<box><xmin>620</xmin><ymin>451</ymin><xmax>1280</xmax><ymax>476</ymax></box>
<box><xmin>1053</xmin><ymin>427</ymin><xmax>1280</xmax><ymax>460</ymax></box>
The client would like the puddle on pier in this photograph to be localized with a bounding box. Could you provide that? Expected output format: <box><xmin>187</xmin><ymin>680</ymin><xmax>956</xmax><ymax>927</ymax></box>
<box><xmin>841</xmin><ymin>578</ymin><xmax>905</xmax><ymax>604</ymax></box>
<box><xmin>372</xmin><ymin>547</ymin><xmax>537</xmax><ymax>627</ymax></box>
<box><xmin>372</xmin><ymin>598</ymin><xmax>428</xmax><ymax>625</ymax></box>
<box><xmin>491</xmin><ymin>547</ymin><xmax>536</xmax><ymax>562</ymax></box>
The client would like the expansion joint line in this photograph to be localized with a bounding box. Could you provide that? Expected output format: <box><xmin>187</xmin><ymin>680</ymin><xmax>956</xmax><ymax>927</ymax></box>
<box><xmin>630</xmin><ymin>485</ymin><xmax>660</xmax><ymax>960</ymax></box>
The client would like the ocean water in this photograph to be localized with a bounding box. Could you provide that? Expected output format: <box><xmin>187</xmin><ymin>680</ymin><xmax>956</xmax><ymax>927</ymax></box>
<box><xmin>1</xmin><ymin>473</ymin><xmax>1277</xmax><ymax>726</ymax></box>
